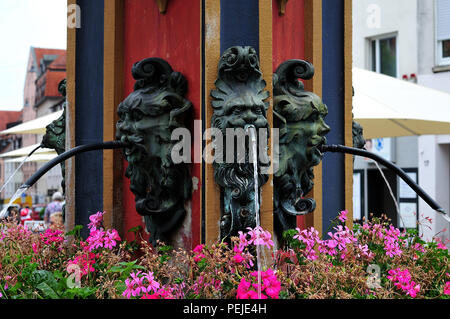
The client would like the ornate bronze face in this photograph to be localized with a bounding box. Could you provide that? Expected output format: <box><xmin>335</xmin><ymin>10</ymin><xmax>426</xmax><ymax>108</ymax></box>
<box><xmin>211</xmin><ymin>46</ymin><xmax>270</xmax><ymax>240</ymax></box>
<box><xmin>273</xmin><ymin>60</ymin><xmax>330</xmax><ymax>233</ymax></box>
<box><xmin>116</xmin><ymin>58</ymin><xmax>192</xmax><ymax>246</ymax></box>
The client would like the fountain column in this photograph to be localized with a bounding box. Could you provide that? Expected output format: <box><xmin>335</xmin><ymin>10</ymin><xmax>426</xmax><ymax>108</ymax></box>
<box><xmin>65</xmin><ymin>0</ymin><xmax>353</xmax><ymax>246</ymax></box>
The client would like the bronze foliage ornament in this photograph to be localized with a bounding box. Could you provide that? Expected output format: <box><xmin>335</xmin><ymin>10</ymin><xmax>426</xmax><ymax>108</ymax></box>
<box><xmin>352</xmin><ymin>120</ymin><xmax>366</xmax><ymax>150</ymax></box>
<box><xmin>116</xmin><ymin>58</ymin><xmax>192</xmax><ymax>246</ymax></box>
<box><xmin>42</xmin><ymin>78</ymin><xmax>67</xmax><ymax>194</ymax></box>
<box><xmin>273</xmin><ymin>60</ymin><xmax>330</xmax><ymax>233</ymax></box>
<box><xmin>211</xmin><ymin>46</ymin><xmax>270</xmax><ymax>241</ymax></box>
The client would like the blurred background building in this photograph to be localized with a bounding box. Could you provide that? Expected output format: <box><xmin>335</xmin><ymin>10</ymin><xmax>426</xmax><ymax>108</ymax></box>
<box><xmin>0</xmin><ymin>47</ymin><xmax>65</xmax><ymax>207</ymax></box>
<box><xmin>353</xmin><ymin>0</ymin><xmax>450</xmax><ymax>242</ymax></box>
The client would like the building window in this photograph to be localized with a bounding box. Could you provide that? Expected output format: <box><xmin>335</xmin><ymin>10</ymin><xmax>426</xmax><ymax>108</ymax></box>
<box><xmin>369</xmin><ymin>35</ymin><xmax>397</xmax><ymax>77</ymax></box>
<box><xmin>437</xmin><ymin>0</ymin><xmax>450</xmax><ymax>66</ymax></box>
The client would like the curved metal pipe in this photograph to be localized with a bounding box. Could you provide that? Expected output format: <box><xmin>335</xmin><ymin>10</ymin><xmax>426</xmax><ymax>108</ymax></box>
<box><xmin>22</xmin><ymin>141</ymin><xmax>128</xmax><ymax>189</ymax></box>
<box><xmin>320</xmin><ymin>144</ymin><xmax>447</xmax><ymax>216</ymax></box>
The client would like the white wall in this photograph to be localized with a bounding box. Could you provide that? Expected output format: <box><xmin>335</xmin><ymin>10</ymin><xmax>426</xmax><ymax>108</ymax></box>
<box><xmin>418</xmin><ymin>136</ymin><xmax>450</xmax><ymax>242</ymax></box>
<box><xmin>353</xmin><ymin>0</ymin><xmax>418</xmax><ymax>77</ymax></box>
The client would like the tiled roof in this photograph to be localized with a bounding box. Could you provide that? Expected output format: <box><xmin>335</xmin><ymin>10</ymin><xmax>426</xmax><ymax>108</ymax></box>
<box><xmin>33</xmin><ymin>48</ymin><xmax>66</xmax><ymax>68</ymax></box>
<box><xmin>44</xmin><ymin>70</ymin><xmax>66</xmax><ymax>97</ymax></box>
<box><xmin>31</xmin><ymin>49</ymin><xmax>67</xmax><ymax>101</ymax></box>
<box><xmin>0</xmin><ymin>111</ymin><xmax>22</xmax><ymax>131</ymax></box>
<box><xmin>48</xmin><ymin>53</ymin><xmax>66</xmax><ymax>71</ymax></box>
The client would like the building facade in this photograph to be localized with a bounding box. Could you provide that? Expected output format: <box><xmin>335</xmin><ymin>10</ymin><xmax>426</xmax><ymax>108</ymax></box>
<box><xmin>17</xmin><ymin>47</ymin><xmax>66</xmax><ymax>204</ymax></box>
<box><xmin>0</xmin><ymin>111</ymin><xmax>22</xmax><ymax>204</ymax></box>
<box><xmin>353</xmin><ymin>0</ymin><xmax>450</xmax><ymax>243</ymax></box>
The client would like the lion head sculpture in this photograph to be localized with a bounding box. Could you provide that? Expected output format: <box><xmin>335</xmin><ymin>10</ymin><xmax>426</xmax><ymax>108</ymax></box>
<box><xmin>116</xmin><ymin>58</ymin><xmax>192</xmax><ymax>246</ymax></box>
<box><xmin>273</xmin><ymin>60</ymin><xmax>330</xmax><ymax>233</ymax></box>
<box><xmin>210</xmin><ymin>46</ymin><xmax>270</xmax><ymax>240</ymax></box>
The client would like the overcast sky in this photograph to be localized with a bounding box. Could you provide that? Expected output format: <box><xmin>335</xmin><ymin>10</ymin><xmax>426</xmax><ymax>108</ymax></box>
<box><xmin>0</xmin><ymin>0</ymin><xmax>67</xmax><ymax>111</ymax></box>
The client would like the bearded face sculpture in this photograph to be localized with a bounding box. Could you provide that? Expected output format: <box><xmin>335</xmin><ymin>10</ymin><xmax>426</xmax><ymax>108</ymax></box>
<box><xmin>116</xmin><ymin>58</ymin><xmax>192</xmax><ymax>246</ymax></box>
<box><xmin>273</xmin><ymin>60</ymin><xmax>330</xmax><ymax>233</ymax></box>
<box><xmin>211</xmin><ymin>46</ymin><xmax>270</xmax><ymax>240</ymax></box>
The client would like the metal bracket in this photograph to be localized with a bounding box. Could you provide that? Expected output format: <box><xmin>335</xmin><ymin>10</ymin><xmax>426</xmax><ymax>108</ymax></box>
<box><xmin>155</xmin><ymin>0</ymin><xmax>169</xmax><ymax>14</ymax></box>
<box><xmin>277</xmin><ymin>0</ymin><xmax>289</xmax><ymax>16</ymax></box>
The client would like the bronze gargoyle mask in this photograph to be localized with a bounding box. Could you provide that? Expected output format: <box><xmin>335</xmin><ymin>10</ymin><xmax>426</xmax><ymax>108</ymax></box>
<box><xmin>273</xmin><ymin>59</ymin><xmax>330</xmax><ymax>233</ymax></box>
<box><xmin>116</xmin><ymin>57</ymin><xmax>192</xmax><ymax>246</ymax></box>
<box><xmin>210</xmin><ymin>46</ymin><xmax>270</xmax><ymax>240</ymax></box>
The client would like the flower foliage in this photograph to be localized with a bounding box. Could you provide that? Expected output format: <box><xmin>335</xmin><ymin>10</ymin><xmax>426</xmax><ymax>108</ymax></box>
<box><xmin>0</xmin><ymin>211</ymin><xmax>448</xmax><ymax>299</ymax></box>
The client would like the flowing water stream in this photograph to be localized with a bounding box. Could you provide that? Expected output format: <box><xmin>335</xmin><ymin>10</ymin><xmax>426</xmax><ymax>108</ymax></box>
<box><xmin>0</xmin><ymin>145</ymin><xmax>41</xmax><ymax>219</ymax></box>
<box><xmin>246</xmin><ymin>125</ymin><xmax>262</xmax><ymax>299</ymax></box>
<box><xmin>0</xmin><ymin>185</ymin><xmax>29</xmax><ymax>219</ymax></box>
<box><xmin>0</xmin><ymin>145</ymin><xmax>41</xmax><ymax>196</ymax></box>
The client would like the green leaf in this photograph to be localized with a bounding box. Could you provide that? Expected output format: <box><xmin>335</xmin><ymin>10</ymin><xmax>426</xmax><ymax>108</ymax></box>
<box><xmin>36</xmin><ymin>282</ymin><xmax>60</xmax><ymax>299</ymax></box>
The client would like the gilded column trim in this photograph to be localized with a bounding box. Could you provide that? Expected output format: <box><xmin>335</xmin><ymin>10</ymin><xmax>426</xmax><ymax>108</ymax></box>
<box><xmin>65</xmin><ymin>0</ymin><xmax>77</xmax><ymax>233</ymax></box>
<box><xmin>103</xmin><ymin>0</ymin><xmax>124</xmax><ymax>232</ymax></box>
<box><xmin>304</xmin><ymin>0</ymin><xmax>323</xmax><ymax>237</ymax></box>
<box><xmin>259</xmin><ymin>0</ymin><xmax>274</xmax><ymax>236</ymax></box>
<box><xmin>344</xmin><ymin>0</ymin><xmax>353</xmax><ymax>229</ymax></box>
<box><xmin>204</xmin><ymin>0</ymin><xmax>221</xmax><ymax>245</ymax></box>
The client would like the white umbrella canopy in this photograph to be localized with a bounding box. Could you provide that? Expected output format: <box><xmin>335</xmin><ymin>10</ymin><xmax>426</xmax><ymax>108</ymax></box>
<box><xmin>353</xmin><ymin>68</ymin><xmax>450</xmax><ymax>139</ymax></box>
<box><xmin>0</xmin><ymin>110</ymin><xmax>63</xmax><ymax>135</ymax></box>
<box><xmin>4</xmin><ymin>153</ymin><xmax>57</xmax><ymax>163</ymax></box>
<box><xmin>0</xmin><ymin>143</ymin><xmax>55</xmax><ymax>158</ymax></box>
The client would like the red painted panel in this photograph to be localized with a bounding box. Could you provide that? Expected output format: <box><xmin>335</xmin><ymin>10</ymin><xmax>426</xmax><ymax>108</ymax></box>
<box><xmin>272</xmin><ymin>0</ymin><xmax>306</xmax><ymax>229</ymax></box>
<box><xmin>122</xmin><ymin>0</ymin><xmax>201</xmax><ymax>248</ymax></box>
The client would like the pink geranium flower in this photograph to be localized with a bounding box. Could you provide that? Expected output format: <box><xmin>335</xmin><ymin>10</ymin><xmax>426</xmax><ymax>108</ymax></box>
<box><xmin>444</xmin><ymin>282</ymin><xmax>450</xmax><ymax>295</ymax></box>
<box><xmin>87</xmin><ymin>211</ymin><xmax>105</xmax><ymax>231</ymax></box>
<box><xmin>338</xmin><ymin>210</ymin><xmax>348</xmax><ymax>222</ymax></box>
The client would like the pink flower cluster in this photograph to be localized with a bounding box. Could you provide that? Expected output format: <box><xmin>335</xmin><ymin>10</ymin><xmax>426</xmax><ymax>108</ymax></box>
<box><xmin>338</xmin><ymin>210</ymin><xmax>348</xmax><ymax>223</ymax></box>
<box><xmin>293</xmin><ymin>227</ymin><xmax>321</xmax><ymax>260</ymax></box>
<box><xmin>40</xmin><ymin>229</ymin><xmax>65</xmax><ymax>246</ymax></box>
<box><xmin>238</xmin><ymin>226</ymin><xmax>274</xmax><ymax>252</ymax></box>
<box><xmin>387</xmin><ymin>268</ymin><xmax>420</xmax><ymax>298</ymax></box>
<box><xmin>236</xmin><ymin>269</ymin><xmax>281</xmax><ymax>299</ymax></box>
<box><xmin>413</xmin><ymin>243</ymin><xmax>426</xmax><ymax>253</ymax></box>
<box><xmin>320</xmin><ymin>225</ymin><xmax>358</xmax><ymax>260</ymax></box>
<box><xmin>1</xmin><ymin>224</ymin><xmax>31</xmax><ymax>240</ymax></box>
<box><xmin>67</xmin><ymin>253</ymin><xmax>96</xmax><ymax>277</ymax></box>
<box><xmin>193</xmin><ymin>244</ymin><xmax>206</xmax><ymax>263</ymax></box>
<box><xmin>123</xmin><ymin>271</ymin><xmax>161</xmax><ymax>299</ymax></box>
<box><xmin>293</xmin><ymin>224</ymin><xmax>374</xmax><ymax>261</ymax></box>
<box><xmin>84</xmin><ymin>212</ymin><xmax>121</xmax><ymax>252</ymax></box>
<box><xmin>87</xmin><ymin>211</ymin><xmax>104</xmax><ymax>231</ymax></box>
<box><xmin>141</xmin><ymin>289</ymin><xmax>173</xmax><ymax>299</ymax></box>
<box><xmin>444</xmin><ymin>281</ymin><xmax>450</xmax><ymax>296</ymax></box>
<box><xmin>86</xmin><ymin>229</ymin><xmax>121</xmax><ymax>252</ymax></box>
<box><xmin>383</xmin><ymin>226</ymin><xmax>405</xmax><ymax>258</ymax></box>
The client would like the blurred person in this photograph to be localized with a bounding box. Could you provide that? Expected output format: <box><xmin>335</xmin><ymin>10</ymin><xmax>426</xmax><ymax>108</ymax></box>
<box><xmin>49</xmin><ymin>211</ymin><xmax>63</xmax><ymax>228</ymax></box>
<box><xmin>44</xmin><ymin>192</ymin><xmax>64</xmax><ymax>224</ymax></box>
<box><xmin>20</xmin><ymin>205</ymin><xmax>33</xmax><ymax>225</ymax></box>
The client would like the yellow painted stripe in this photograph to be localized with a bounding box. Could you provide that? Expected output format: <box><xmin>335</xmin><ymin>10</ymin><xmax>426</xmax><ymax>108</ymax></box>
<box><xmin>204</xmin><ymin>0</ymin><xmax>221</xmax><ymax>245</ymax></box>
<box><xmin>66</xmin><ymin>0</ymin><xmax>77</xmax><ymax>232</ymax></box>
<box><xmin>103</xmin><ymin>0</ymin><xmax>124</xmax><ymax>232</ymax></box>
<box><xmin>259</xmin><ymin>0</ymin><xmax>274</xmax><ymax>235</ymax></box>
<box><xmin>344</xmin><ymin>0</ymin><xmax>354</xmax><ymax>229</ymax></box>
<box><xmin>304</xmin><ymin>0</ymin><xmax>323</xmax><ymax>237</ymax></box>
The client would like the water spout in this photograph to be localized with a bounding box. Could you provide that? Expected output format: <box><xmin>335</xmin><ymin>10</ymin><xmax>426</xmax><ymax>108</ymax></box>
<box><xmin>1</xmin><ymin>141</ymin><xmax>127</xmax><ymax>220</ymax></box>
<box><xmin>320</xmin><ymin>144</ymin><xmax>449</xmax><ymax>222</ymax></box>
